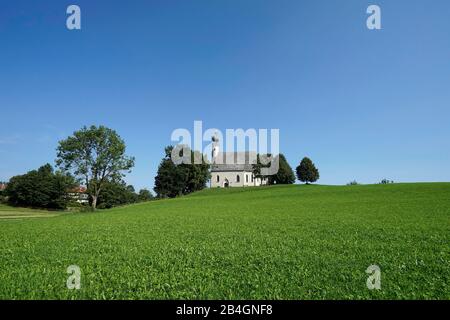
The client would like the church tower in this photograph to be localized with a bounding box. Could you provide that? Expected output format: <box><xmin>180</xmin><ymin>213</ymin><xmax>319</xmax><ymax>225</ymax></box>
<box><xmin>211</xmin><ymin>133</ymin><xmax>219</xmax><ymax>164</ymax></box>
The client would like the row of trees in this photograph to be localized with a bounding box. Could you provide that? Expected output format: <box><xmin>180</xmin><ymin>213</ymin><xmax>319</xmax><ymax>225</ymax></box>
<box><xmin>6</xmin><ymin>164</ymin><xmax>75</xmax><ymax>209</ymax></box>
<box><xmin>3</xmin><ymin>164</ymin><xmax>153</xmax><ymax>210</ymax></box>
<box><xmin>153</xmin><ymin>146</ymin><xmax>320</xmax><ymax>198</ymax></box>
<box><xmin>252</xmin><ymin>155</ymin><xmax>320</xmax><ymax>185</ymax></box>
<box><xmin>96</xmin><ymin>181</ymin><xmax>153</xmax><ymax>209</ymax></box>
<box><xmin>3</xmin><ymin>124</ymin><xmax>322</xmax><ymax>207</ymax></box>
<box><xmin>347</xmin><ymin>179</ymin><xmax>395</xmax><ymax>185</ymax></box>
<box><xmin>2</xmin><ymin>125</ymin><xmax>153</xmax><ymax>210</ymax></box>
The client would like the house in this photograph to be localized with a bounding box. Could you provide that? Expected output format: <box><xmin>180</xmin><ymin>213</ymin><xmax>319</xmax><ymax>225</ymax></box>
<box><xmin>69</xmin><ymin>186</ymin><xmax>89</xmax><ymax>204</ymax></box>
<box><xmin>0</xmin><ymin>183</ymin><xmax>7</xmax><ymax>191</ymax></box>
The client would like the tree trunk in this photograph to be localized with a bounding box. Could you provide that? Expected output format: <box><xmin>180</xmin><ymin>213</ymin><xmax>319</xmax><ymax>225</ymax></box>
<box><xmin>91</xmin><ymin>195</ymin><xmax>98</xmax><ymax>210</ymax></box>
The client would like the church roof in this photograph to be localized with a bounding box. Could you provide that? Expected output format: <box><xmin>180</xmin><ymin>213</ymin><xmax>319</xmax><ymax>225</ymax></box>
<box><xmin>210</xmin><ymin>152</ymin><xmax>257</xmax><ymax>172</ymax></box>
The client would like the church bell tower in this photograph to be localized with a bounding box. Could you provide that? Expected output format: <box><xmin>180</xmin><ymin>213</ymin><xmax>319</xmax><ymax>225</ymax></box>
<box><xmin>211</xmin><ymin>133</ymin><xmax>219</xmax><ymax>164</ymax></box>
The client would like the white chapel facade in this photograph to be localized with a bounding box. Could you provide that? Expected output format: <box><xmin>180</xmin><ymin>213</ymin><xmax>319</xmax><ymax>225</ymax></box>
<box><xmin>209</xmin><ymin>135</ymin><xmax>268</xmax><ymax>188</ymax></box>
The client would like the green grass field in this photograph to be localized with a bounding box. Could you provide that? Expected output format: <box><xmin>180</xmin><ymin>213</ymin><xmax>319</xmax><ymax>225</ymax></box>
<box><xmin>0</xmin><ymin>183</ymin><xmax>449</xmax><ymax>299</ymax></box>
<box><xmin>0</xmin><ymin>204</ymin><xmax>62</xmax><ymax>220</ymax></box>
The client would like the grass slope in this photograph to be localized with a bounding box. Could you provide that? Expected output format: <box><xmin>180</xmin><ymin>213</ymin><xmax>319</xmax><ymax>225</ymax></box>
<box><xmin>0</xmin><ymin>204</ymin><xmax>61</xmax><ymax>220</ymax></box>
<box><xmin>0</xmin><ymin>183</ymin><xmax>449</xmax><ymax>299</ymax></box>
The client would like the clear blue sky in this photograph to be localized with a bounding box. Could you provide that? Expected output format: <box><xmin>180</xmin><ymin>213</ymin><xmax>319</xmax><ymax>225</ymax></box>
<box><xmin>1</xmin><ymin>0</ymin><xmax>449</xmax><ymax>191</ymax></box>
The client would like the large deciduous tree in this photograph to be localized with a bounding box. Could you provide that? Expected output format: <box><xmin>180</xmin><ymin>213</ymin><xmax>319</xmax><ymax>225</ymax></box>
<box><xmin>56</xmin><ymin>125</ymin><xmax>135</xmax><ymax>210</ymax></box>
<box><xmin>296</xmin><ymin>157</ymin><xmax>320</xmax><ymax>184</ymax></box>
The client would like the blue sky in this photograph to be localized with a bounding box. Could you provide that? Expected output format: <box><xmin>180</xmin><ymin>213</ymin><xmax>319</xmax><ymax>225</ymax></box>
<box><xmin>1</xmin><ymin>0</ymin><xmax>449</xmax><ymax>191</ymax></box>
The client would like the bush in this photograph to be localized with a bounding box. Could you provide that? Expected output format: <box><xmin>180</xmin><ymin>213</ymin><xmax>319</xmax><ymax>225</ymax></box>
<box><xmin>347</xmin><ymin>180</ymin><xmax>359</xmax><ymax>186</ymax></box>
<box><xmin>96</xmin><ymin>180</ymin><xmax>139</xmax><ymax>209</ymax></box>
<box><xmin>379</xmin><ymin>179</ymin><xmax>394</xmax><ymax>184</ymax></box>
<box><xmin>138</xmin><ymin>189</ymin><xmax>154</xmax><ymax>202</ymax></box>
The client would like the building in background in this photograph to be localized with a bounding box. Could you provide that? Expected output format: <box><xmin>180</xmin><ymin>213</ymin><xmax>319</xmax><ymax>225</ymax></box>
<box><xmin>69</xmin><ymin>186</ymin><xmax>89</xmax><ymax>204</ymax></box>
<box><xmin>209</xmin><ymin>135</ymin><xmax>267</xmax><ymax>188</ymax></box>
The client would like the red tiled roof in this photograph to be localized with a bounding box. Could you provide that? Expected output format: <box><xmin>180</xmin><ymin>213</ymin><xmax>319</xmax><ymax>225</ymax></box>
<box><xmin>70</xmin><ymin>186</ymin><xmax>87</xmax><ymax>193</ymax></box>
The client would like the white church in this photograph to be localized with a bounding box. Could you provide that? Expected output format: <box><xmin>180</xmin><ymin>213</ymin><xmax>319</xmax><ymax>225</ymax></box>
<box><xmin>209</xmin><ymin>135</ymin><xmax>268</xmax><ymax>188</ymax></box>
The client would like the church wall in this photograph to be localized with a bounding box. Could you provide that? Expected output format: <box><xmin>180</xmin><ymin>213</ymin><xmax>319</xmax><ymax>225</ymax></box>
<box><xmin>211</xmin><ymin>171</ymin><xmax>267</xmax><ymax>188</ymax></box>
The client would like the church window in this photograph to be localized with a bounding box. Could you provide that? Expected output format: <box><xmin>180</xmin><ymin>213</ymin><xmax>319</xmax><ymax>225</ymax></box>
<box><xmin>236</xmin><ymin>175</ymin><xmax>240</xmax><ymax>183</ymax></box>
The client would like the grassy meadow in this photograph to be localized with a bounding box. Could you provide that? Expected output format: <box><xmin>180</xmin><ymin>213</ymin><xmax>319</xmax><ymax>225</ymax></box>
<box><xmin>0</xmin><ymin>204</ymin><xmax>62</xmax><ymax>220</ymax></box>
<box><xmin>0</xmin><ymin>183</ymin><xmax>449</xmax><ymax>299</ymax></box>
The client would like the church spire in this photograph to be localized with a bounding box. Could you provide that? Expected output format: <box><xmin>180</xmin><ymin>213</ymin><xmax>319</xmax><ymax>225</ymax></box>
<box><xmin>212</xmin><ymin>132</ymin><xmax>219</xmax><ymax>163</ymax></box>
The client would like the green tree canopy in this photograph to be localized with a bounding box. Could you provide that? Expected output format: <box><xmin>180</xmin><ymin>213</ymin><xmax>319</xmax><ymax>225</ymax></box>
<box><xmin>270</xmin><ymin>154</ymin><xmax>295</xmax><ymax>185</ymax></box>
<box><xmin>154</xmin><ymin>146</ymin><xmax>210</xmax><ymax>198</ymax></box>
<box><xmin>5</xmin><ymin>164</ymin><xmax>76</xmax><ymax>209</ymax></box>
<box><xmin>56</xmin><ymin>125</ymin><xmax>135</xmax><ymax>210</ymax></box>
<box><xmin>96</xmin><ymin>180</ymin><xmax>139</xmax><ymax>209</ymax></box>
<box><xmin>138</xmin><ymin>189</ymin><xmax>154</xmax><ymax>202</ymax></box>
<box><xmin>296</xmin><ymin>157</ymin><xmax>320</xmax><ymax>184</ymax></box>
<box><xmin>252</xmin><ymin>154</ymin><xmax>294</xmax><ymax>185</ymax></box>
